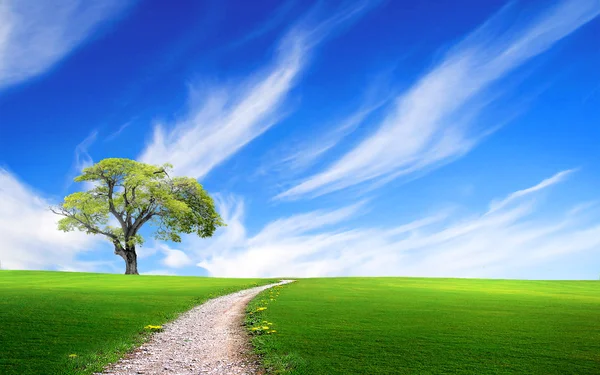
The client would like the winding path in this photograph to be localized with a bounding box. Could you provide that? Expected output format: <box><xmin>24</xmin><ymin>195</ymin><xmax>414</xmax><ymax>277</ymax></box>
<box><xmin>98</xmin><ymin>280</ymin><xmax>293</xmax><ymax>375</ymax></box>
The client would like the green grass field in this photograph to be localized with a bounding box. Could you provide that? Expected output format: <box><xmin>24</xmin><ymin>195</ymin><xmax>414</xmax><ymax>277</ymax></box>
<box><xmin>0</xmin><ymin>271</ymin><xmax>273</xmax><ymax>375</ymax></box>
<box><xmin>247</xmin><ymin>278</ymin><xmax>600</xmax><ymax>374</ymax></box>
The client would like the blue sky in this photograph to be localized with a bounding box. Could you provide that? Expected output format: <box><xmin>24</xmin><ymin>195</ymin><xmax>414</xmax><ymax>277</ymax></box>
<box><xmin>1</xmin><ymin>0</ymin><xmax>600</xmax><ymax>279</ymax></box>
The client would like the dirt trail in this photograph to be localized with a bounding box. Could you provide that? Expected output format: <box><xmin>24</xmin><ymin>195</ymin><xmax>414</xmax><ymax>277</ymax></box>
<box><xmin>98</xmin><ymin>280</ymin><xmax>293</xmax><ymax>375</ymax></box>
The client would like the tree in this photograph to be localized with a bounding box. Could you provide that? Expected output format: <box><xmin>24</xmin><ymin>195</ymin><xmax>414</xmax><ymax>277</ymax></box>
<box><xmin>51</xmin><ymin>158</ymin><xmax>224</xmax><ymax>274</ymax></box>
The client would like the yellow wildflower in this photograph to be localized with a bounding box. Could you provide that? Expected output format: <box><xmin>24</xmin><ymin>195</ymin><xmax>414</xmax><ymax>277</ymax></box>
<box><xmin>144</xmin><ymin>325</ymin><xmax>163</xmax><ymax>330</ymax></box>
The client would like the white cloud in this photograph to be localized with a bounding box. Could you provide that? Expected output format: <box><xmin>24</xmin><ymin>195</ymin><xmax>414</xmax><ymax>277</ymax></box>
<box><xmin>194</xmin><ymin>170</ymin><xmax>600</xmax><ymax>278</ymax></box>
<box><xmin>159</xmin><ymin>244</ymin><xmax>193</xmax><ymax>268</ymax></box>
<box><xmin>0</xmin><ymin>168</ymin><xmax>103</xmax><ymax>270</ymax></box>
<box><xmin>136</xmin><ymin>245</ymin><xmax>159</xmax><ymax>260</ymax></box>
<box><xmin>277</xmin><ymin>0</ymin><xmax>600</xmax><ymax>199</ymax></box>
<box><xmin>0</xmin><ymin>0</ymin><xmax>129</xmax><ymax>91</ymax></box>
<box><xmin>139</xmin><ymin>1</ymin><xmax>374</xmax><ymax>178</ymax></box>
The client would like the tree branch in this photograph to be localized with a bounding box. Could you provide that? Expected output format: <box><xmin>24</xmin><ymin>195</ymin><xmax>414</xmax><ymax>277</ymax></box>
<box><xmin>123</xmin><ymin>185</ymin><xmax>133</xmax><ymax>228</ymax></box>
<box><xmin>107</xmin><ymin>181</ymin><xmax>127</xmax><ymax>233</ymax></box>
<box><xmin>154</xmin><ymin>168</ymin><xmax>169</xmax><ymax>178</ymax></box>
<box><xmin>131</xmin><ymin>212</ymin><xmax>155</xmax><ymax>237</ymax></box>
<box><xmin>129</xmin><ymin>198</ymin><xmax>158</xmax><ymax>237</ymax></box>
<box><xmin>51</xmin><ymin>207</ymin><xmax>119</xmax><ymax>241</ymax></box>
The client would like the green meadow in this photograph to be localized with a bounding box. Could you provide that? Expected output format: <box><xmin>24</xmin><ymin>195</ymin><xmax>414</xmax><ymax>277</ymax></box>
<box><xmin>0</xmin><ymin>271</ymin><xmax>273</xmax><ymax>375</ymax></box>
<box><xmin>3</xmin><ymin>272</ymin><xmax>600</xmax><ymax>375</ymax></box>
<box><xmin>247</xmin><ymin>278</ymin><xmax>600</xmax><ymax>374</ymax></box>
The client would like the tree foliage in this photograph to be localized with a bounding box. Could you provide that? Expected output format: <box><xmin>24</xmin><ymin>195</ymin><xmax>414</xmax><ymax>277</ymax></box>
<box><xmin>52</xmin><ymin>158</ymin><xmax>224</xmax><ymax>274</ymax></box>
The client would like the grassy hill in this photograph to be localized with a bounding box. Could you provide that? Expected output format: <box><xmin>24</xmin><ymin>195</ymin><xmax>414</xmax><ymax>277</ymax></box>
<box><xmin>3</xmin><ymin>271</ymin><xmax>599</xmax><ymax>375</ymax></box>
<box><xmin>0</xmin><ymin>270</ymin><xmax>273</xmax><ymax>375</ymax></box>
<box><xmin>247</xmin><ymin>277</ymin><xmax>600</xmax><ymax>374</ymax></box>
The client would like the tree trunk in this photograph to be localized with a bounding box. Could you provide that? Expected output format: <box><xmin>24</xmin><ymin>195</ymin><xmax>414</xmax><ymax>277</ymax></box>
<box><xmin>124</xmin><ymin>248</ymin><xmax>139</xmax><ymax>275</ymax></box>
<box><xmin>114</xmin><ymin>243</ymin><xmax>139</xmax><ymax>275</ymax></box>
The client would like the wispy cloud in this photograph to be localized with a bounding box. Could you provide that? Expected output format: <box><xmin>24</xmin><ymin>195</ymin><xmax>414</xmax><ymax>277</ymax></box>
<box><xmin>258</xmin><ymin>81</ymin><xmax>392</xmax><ymax>178</ymax></box>
<box><xmin>0</xmin><ymin>0</ymin><xmax>130</xmax><ymax>91</ymax></box>
<box><xmin>65</xmin><ymin>130</ymin><xmax>99</xmax><ymax>191</ymax></box>
<box><xmin>277</xmin><ymin>0</ymin><xmax>600</xmax><ymax>199</ymax></box>
<box><xmin>189</xmin><ymin>170</ymin><xmax>600</xmax><ymax>278</ymax></box>
<box><xmin>222</xmin><ymin>0</ymin><xmax>298</xmax><ymax>52</ymax></box>
<box><xmin>73</xmin><ymin>130</ymin><xmax>98</xmax><ymax>172</ymax></box>
<box><xmin>139</xmin><ymin>1</ymin><xmax>376</xmax><ymax>178</ymax></box>
<box><xmin>0</xmin><ymin>168</ymin><xmax>104</xmax><ymax>271</ymax></box>
<box><xmin>488</xmin><ymin>168</ymin><xmax>576</xmax><ymax>212</ymax></box>
<box><xmin>105</xmin><ymin>120</ymin><xmax>133</xmax><ymax>141</ymax></box>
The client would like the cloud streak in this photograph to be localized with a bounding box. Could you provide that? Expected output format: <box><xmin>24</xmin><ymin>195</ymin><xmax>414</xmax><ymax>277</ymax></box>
<box><xmin>277</xmin><ymin>0</ymin><xmax>600</xmax><ymax>199</ymax></box>
<box><xmin>260</xmin><ymin>86</ymin><xmax>390</xmax><ymax>178</ymax></box>
<box><xmin>488</xmin><ymin>168</ymin><xmax>576</xmax><ymax>213</ymax></box>
<box><xmin>190</xmin><ymin>170</ymin><xmax>600</xmax><ymax>278</ymax></box>
<box><xmin>0</xmin><ymin>0</ymin><xmax>129</xmax><ymax>91</ymax></box>
<box><xmin>73</xmin><ymin>130</ymin><xmax>98</xmax><ymax>172</ymax></box>
<box><xmin>105</xmin><ymin>120</ymin><xmax>133</xmax><ymax>141</ymax></box>
<box><xmin>139</xmin><ymin>1</ymin><xmax>375</xmax><ymax>178</ymax></box>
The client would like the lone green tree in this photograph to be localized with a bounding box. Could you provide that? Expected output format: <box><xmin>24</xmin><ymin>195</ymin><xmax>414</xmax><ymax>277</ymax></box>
<box><xmin>51</xmin><ymin>158</ymin><xmax>224</xmax><ymax>274</ymax></box>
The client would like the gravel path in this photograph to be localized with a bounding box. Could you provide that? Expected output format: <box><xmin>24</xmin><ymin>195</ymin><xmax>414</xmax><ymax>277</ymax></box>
<box><xmin>98</xmin><ymin>280</ymin><xmax>294</xmax><ymax>375</ymax></box>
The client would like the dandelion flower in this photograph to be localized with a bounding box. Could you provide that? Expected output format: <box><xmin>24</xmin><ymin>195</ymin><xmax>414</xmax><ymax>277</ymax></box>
<box><xmin>144</xmin><ymin>325</ymin><xmax>163</xmax><ymax>331</ymax></box>
<box><xmin>68</xmin><ymin>354</ymin><xmax>77</xmax><ymax>358</ymax></box>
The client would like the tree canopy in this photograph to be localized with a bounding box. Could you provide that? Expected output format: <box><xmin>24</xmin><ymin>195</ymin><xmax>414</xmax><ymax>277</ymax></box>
<box><xmin>52</xmin><ymin>158</ymin><xmax>224</xmax><ymax>274</ymax></box>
